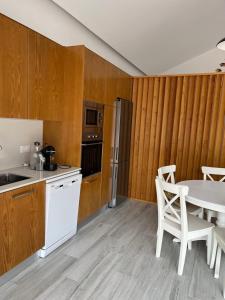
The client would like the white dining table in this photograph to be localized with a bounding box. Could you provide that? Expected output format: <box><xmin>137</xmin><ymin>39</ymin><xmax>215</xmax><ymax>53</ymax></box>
<box><xmin>179</xmin><ymin>180</ymin><xmax>225</xmax><ymax>227</ymax></box>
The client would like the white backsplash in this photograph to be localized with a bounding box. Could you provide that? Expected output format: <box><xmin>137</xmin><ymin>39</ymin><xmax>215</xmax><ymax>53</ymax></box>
<box><xmin>0</xmin><ymin>118</ymin><xmax>43</xmax><ymax>171</ymax></box>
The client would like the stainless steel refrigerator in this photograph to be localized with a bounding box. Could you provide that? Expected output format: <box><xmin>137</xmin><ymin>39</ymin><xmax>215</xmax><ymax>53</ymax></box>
<box><xmin>108</xmin><ymin>98</ymin><xmax>133</xmax><ymax>208</ymax></box>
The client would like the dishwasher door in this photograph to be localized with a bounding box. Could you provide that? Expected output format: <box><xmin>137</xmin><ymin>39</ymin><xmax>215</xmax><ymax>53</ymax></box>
<box><xmin>42</xmin><ymin>174</ymin><xmax>82</xmax><ymax>255</ymax></box>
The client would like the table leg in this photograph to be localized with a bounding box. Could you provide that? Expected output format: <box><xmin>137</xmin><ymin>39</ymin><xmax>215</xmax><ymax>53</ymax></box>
<box><xmin>216</xmin><ymin>212</ymin><xmax>225</xmax><ymax>227</ymax></box>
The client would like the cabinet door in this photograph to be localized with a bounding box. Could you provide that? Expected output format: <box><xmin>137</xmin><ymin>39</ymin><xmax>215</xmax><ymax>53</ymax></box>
<box><xmin>78</xmin><ymin>173</ymin><xmax>102</xmax><ymax>223</ymax></box>
<box><xmin>84</xmin><ymin>48</ymin><xmax>107</xmax><ymax>103</ymax></box>
<box><xmin>0</xmin><ymin>15</ymin><xmax>28</xmax><ymax>118</ymax></box>
<box><xmin>0</xmin><ymin>192</ymin><xmax>10</xmax><ymax>274</ymax></box>
<box><xmin>6</xmin><ymin>182</ymin><xmax>45</xmax><ymax>271</ymax></box>
<box><xmin>28</xmin><ymin>31</ymin><xmax>64</xmax><ymax>120</ymax></box>
<box><xmin>101</xmin><ymin>105</ymin><xmax>115</xmax><ymax>205</ymax></box>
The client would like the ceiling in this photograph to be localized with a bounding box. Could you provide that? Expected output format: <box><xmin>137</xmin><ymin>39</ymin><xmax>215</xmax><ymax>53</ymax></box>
<box><xmin>52</xmin><ymin>0</ymin><xmax>225</xmax><ymax>74</ymax></box>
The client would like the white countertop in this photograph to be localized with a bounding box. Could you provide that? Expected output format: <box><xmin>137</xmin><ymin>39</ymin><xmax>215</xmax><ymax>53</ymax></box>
<box><xmin>0</xmin><ymin>166</ymin><xmax>81</xmax><ymax>194</ymax></box>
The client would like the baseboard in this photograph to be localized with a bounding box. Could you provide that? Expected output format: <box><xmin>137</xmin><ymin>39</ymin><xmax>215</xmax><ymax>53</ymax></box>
<box><xmin>77</xmin><ymin>204</ymin><xmax>108</xmax><ymax>230</ymax></box>
<box><xmin>128</xmin><ymin>197</ymin><xmax>157</xmax><ymax>205</ymax></box>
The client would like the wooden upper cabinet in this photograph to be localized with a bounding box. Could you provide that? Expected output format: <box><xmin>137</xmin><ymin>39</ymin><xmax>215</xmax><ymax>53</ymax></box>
<box><xmin>84</xmin><ymin>48</ymin><xmax>107</xmax><ymax>104</ymax></box>
<box><xmin>84</xmin><ymin>48</ymin><xmax>132</xmax><ymax>105</ymax></box>
<box><xmin>0</xmin><ymin>15</ymin><xmax>28</xmax><ymax>118</ymax></box>
<box><xmin>28</xmin><ymin>31</ymin><xmax>64</xmax><ymax>121</ymax></box>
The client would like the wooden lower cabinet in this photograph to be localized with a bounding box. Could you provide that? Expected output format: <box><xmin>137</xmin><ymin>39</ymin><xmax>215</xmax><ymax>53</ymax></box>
<box><xmin>0</xmin><ymin>182</ymin><xmax>45</xmax><ymax>275</ymax></box>
<box><xmin>78</xmin><ymin>173</ymin><xmax>102</xmax><ymax>223</ymax></box>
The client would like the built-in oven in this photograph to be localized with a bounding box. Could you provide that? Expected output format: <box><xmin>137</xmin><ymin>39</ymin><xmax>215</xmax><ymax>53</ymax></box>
<box><xmin>82</xmin><ymin>100</ymin><xmax>104</xmax><ymax>177</ymax></box>
<box><xmin>83</xmin><ymin>100</ymin><xmax>104</xmax><ymax>142</ymax></box>
<box><xmin>81</xmin><ymin>142</ymin><xmax>103</xmax><ymax>177</ymax></box>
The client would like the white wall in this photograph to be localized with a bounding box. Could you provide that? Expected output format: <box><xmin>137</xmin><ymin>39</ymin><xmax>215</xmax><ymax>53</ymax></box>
<box><xmin>164</xmin><ymin>48</ymin><xmax>225</xmax><ymax>75</ymax></box>
<box><xmin>0</xmin><ymin>0</ymin><xmax>144</xmax><ymax>76</ymax></box>
<box><xmin>0</xmin><ymin>119</ymin><xmax>43</xmax><ymax>170</ymax></box>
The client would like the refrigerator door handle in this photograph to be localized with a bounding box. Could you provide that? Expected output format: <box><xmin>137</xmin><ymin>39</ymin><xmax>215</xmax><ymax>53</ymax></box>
<box><xmin>114</xmin><ymin>164</ymin><xmax>118</xmax><ymax>181</ymax></box>
<box><xmin>109</xmin><ymin>164</ymin><xmax>118</xmax><ymax>208</ymax></box>
<box><xmin>115</xmin><ymin>146</ymin><xmax>119</xmax><ymax>162</ymax></box>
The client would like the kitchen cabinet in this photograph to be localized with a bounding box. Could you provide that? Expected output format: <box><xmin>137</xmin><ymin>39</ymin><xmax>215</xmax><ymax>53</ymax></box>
<box><xmin>0</xmin><ymin>182</ymin><xmax>45</xmax><ymax>275</ymax></box>
<box><xmin>28</xmin><ymin>31</ymin><xmax>65</xmax><ymax>121</ymax></box>
<box><xmin>84</xmin><ymin>48</ymin><xmax>132</xmax><ymax>105</ymax></box>
<box><xmin>0</xmin><ymin>14</ymin><xmax>28</xmax><ymax>118</ymax></box>
<box><xmin>84</xmin><ymin>49</ymin><xmax>107</xmax><ymax>104</ymax></box>
<box><xmin>78</xmin><ymin>173</ymin><xmax>102</xmax><ymax>223</ymax></box>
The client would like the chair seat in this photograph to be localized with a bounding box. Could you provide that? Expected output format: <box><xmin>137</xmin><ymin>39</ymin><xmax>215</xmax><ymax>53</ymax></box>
<box><xmin>164</xmin><ymin>213</ymin><xmax>214</xmax><ymax>238</ymax></box>
<box><xmin>187</xmin><ymin>213</ymin><xmax>214</xmax><ymax>233</ymax></box>
<box><xmin>171</xmin><ymin>199</ymin><xmax>202</xmax><ymax>216</ymax></box>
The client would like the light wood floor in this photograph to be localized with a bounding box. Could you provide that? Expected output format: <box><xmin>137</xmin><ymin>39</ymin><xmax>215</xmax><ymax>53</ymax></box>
<box><xmin>0</xmin><ymin>199</ymin><xmax>224</xmax><ymax>300</ymax></box>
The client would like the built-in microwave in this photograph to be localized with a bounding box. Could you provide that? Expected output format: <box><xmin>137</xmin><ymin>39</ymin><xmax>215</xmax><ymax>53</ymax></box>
<box><xmin>83</xmin><ymin>100</ymin><xmax>104</xmax><ymax>142</ymax></box>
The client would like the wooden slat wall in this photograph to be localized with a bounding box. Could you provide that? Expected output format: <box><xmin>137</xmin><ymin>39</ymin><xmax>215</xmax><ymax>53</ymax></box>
<box><xmin>129</xmin><ymin>74</ymin><xmax>225</xmax><ymax>202</ymax></box>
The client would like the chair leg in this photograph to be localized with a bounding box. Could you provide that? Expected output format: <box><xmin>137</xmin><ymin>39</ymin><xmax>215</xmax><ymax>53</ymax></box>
<box><xmin>188</xmin><ymin>241</ymin><xmax>192</xmax><ymax>250</ymax></box>
<box><xmin>207</xmin><ymin>210</ymin><xmax>213</xmax><ymax>222</ymax></box>
<box><xmin>223</xmin><ymin>282</ymin><xmax>225</xmax><ymax>299</ymax></box>
<box><xmin>178</xmin><ymin>239</ymin><xmax>187</xmax><ymax>276</ymax></box>
<box><xmin>207</xmin><ymin>231</ymin><xmax>212</xmax><ymax>265</ymax></box>
<box><xmin>210</xmin><ymin>235</ymin><xmax>218</xmax><ymax>269</ymax></box>
<box><xmin>156</xmin><ymin>228</ymin><xmax>164</xmax><ymax>258</ymax></box>
<box><xmin>198</xmin><ymin>208</ymin><xmax>204</xmax><ymax>219</ymax></box>
<box><xmin>215</xmin><ymin>246</ymin><xmax>222</xmax><ymax>279</ymax></box>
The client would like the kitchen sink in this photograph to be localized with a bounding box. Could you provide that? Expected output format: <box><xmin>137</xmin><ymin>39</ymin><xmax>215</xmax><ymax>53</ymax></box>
<box><xmin>0</xmin><ymin>173</ymin><xmax>30</xmax><ymax>186</ymax></box>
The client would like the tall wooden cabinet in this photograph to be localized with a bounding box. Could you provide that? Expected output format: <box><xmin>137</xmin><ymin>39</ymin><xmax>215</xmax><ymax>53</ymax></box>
<box><xmin>44</xmin><ymin>46</ymin><xmax>133</xmax><ymax>223</ymax></box>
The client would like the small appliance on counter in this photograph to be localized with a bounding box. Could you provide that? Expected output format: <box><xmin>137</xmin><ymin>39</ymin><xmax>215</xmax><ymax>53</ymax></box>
<box><xmin>30</xmin><ymin>141</ymin><xmax>45</xmax><ymax>171</ymax></box>
<box><xmin>42</xmin><ymin>145</ymin><xmax>58</xmax><ymax>171</ymax></box>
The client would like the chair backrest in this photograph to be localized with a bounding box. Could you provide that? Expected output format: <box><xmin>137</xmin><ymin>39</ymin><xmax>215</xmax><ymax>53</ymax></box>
<box><xmin>155</xmin><ymin>177</ymin><xmax>189</xmax><ymax>233</ymax></box>
<box><xmin>202</xmin><ymin>166</ymin><xmax>225</xmax><ymax>182</ymax></box>
<box><xmin>158</xmin><ymin>165</ymin><xmax>176</xmax><ymax>184</ymax></box>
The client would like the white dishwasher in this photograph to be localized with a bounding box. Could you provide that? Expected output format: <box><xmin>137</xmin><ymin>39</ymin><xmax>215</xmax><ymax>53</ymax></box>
<box><xmin>38</xmin><ymin>172</ymin><xmax>82</xmax><ymax>258</ymax></box>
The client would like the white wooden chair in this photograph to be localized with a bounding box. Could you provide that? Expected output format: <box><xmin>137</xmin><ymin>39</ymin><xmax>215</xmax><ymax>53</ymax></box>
<box><xmin>210</xmin><ymin>227</ymin><xmax>225</xmax><ymax>298</ymax></box>
<box><xmin>158</xmin><ymin>165</ymin><xmax>203</xmax><ymax>218</ymax></box>
<box><xmin>155</xmin><ymin>177</ymin><xmax>214</xmax><ymax>276</ymax></box>
<box><xmin>202</xmin><ymin>166</ymin><xmax>225</xmax><ymax>222</ymax></box>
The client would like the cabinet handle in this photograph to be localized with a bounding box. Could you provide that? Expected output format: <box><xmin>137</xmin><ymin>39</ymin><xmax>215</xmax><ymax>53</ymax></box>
<box><xmin>12</xmin><ymin>189</ymin><xmax>34</xmax><ymax>200</ymax></box>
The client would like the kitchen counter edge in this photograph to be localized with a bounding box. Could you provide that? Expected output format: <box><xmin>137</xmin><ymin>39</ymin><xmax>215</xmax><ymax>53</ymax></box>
<box><xmin>0</xmin><ymin>166</ymin><xmax>81</xmax><ymax>194</ymax></box>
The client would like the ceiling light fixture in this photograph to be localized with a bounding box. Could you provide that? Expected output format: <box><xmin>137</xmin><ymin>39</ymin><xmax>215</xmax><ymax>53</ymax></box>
<box><xmin>217</xmin><ymin>38</ymin><xmax>225</xmax><ymax>50</ymax></box>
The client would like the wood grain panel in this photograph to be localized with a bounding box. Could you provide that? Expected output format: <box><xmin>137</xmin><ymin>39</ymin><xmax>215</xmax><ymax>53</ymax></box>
<box><xmin>28</xmin><ymin>31</ymin><xmax>65</xmax><ymax>121</ymax></box>
<box><xmin>0</xmin><ymin>182</ymin><xmax>45</xmax><ymax>275</ymax></box>
<box><xmin>7</xmin><ymin>182</ymin><xmax>45</xmax><ymax>269</ymax></box>
<box><xmin>129</xmin><ymin>74</ymin><xmax>225</xmax><ymax>202</ymax></box>
<box><xmin>78</xmin><ymin>173</ymin><xmax>102</xmax><ymax>223</ymax></box>
<box><xmin>0</xmin><ymin>192</ymin><xmax>10</xmax><ymax>274</ymax></box>
<box><xmin>84</xmin><ymin>48</ymin><xmax>132</xmax><ymax>105</ymax></box>
<box><xmin>0</xmin><ymin>14</ymin><xmax>28</xmax><ymax>118</ymax></box>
